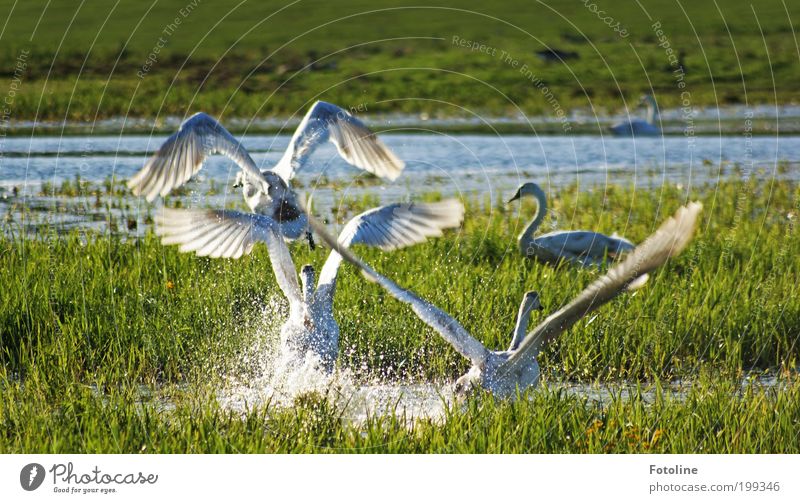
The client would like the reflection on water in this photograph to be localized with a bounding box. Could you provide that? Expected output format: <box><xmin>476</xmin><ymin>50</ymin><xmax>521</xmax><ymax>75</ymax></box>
<box><xmin>2</xmin><ymin>134</ymin><xmax>799</xmax><ymax>191</ymax></box>
<box><xmin>2</xmin><ymin>133</ymin><xmax>799</xmax><ymax>236</ymax></box>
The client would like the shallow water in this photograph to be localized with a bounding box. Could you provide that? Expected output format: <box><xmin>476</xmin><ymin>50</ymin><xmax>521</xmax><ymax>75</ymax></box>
<box><xmin>2</xmin><ymin>132</ymin><xmax>798</xmax><ymax>235</ymax></box>
<box><xmin>206</xmin><ymin>300</ymin><xmax>794</xmax><ymax>426</ymax></box>
<box><xmin>209</xmin><ymin>296</ymin><xmax>454</xmax><ymax>425</ymax></box>
<box><xmin>3</xmin><ymin>131</ymin><xmax>797</xmax><ymax>416</ymax></box>
<box><xmin>214</xmin><ymin>367</ymin><xmax>793</xmax><ymax>426</ymax></box>
<box><xmin>2</xmin><ymin>133</ymin><xmax>798</xmax><ymax>192</ymax></box>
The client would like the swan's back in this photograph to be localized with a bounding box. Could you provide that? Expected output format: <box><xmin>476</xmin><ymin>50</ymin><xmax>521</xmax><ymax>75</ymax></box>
<box><xmin>610</xmin><ymin>119</ymin><xmax>660</xmax><ymax>137</ymax></box>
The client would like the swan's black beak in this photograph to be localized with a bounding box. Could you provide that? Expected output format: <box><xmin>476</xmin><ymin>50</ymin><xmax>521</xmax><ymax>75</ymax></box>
<box><xmin>507</xmin><ymin>192</ymin><xmax>521</xmax><ymax>204</ymax></box>
<box><xmin>306</xmin><ymin>230</ymin><xmax>316</xmax><ymax>251</ymax></box>
<box><xmin>232</xmin><ymin>180</ymin><xmax>243</xmax><ymax>188</ymax></box>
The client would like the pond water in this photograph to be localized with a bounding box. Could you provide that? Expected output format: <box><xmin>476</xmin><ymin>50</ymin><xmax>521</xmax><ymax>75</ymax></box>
<box><xmin>1</xmin><ymin>132</ymin><xmax>798</xmax><ymax>235</ymax></box>
<box><xmin>0</xmin><ymin>134</ymin><xmax>800</xmax><ymax>233</ymax></box>
<box><xmin>2</xmin><ymin>132</ymin><xmax>798</xmax><ymax>192</ymax></box>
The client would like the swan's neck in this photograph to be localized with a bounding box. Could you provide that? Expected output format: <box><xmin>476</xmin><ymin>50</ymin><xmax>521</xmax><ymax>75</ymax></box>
<box><xmin>300</xmin><ymin>265</ymin><xmax>316</xmax><ymax>304</ymax></box>
<box><xmin>508</xmin><ymin>295</ymin><xmax>538</xmax><ymax>351</ymax></box>
<box><xmin>644</xmin><ymin>96</ymin><xmax>658</xmax><ymax>124</ymax></box>
<box><xmin>519</xmin><ymin>186</ymin><xmax>547</xmax><ymax>253</ymax></box>
<box><xmin>316</xmin><ymin>248</ymin><xmax>347</xmax><ymax>303</ymax></box>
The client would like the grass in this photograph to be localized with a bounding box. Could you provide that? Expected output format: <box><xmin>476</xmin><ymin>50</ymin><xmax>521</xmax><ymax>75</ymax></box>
<box><xmin>0</xmin><ymin>0</ymin><xmax>798</xmax><ymax>124</ymax></box>
<box><xmin>1</xmin><ymin>177</ymin><xmax>799</xmax><ymax>453</ymax></box>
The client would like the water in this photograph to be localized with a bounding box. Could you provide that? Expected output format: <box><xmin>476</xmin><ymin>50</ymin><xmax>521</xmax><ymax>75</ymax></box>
<box><xmin>205</xmin><ymin>296</ymin><xmax>794</xmax><ymax>425</ymax></box>
<box><xmin>2</xmin><ymin>133</ymin><xmax>798</xmax><ymax>235</ymax></box>
<box><xmin>206</xmin><ymin>294</ymin><xmax>455</xmax><ymax>425</ymax></box>
<box><xmin>1</xmin><ymin>133</ymin><xmax>797</xmax><ymax>193</ymax></box>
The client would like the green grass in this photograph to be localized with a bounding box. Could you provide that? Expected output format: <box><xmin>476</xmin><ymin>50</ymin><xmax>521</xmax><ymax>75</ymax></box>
<box><xmin>0</xmin><ymin>0</ymin><xmax>798</xmax><ymax>123</ymax></box>
<box><xmin>1</xmin><ymin>178</ymin><xmax>799</xmax><ymax>452</ymax></box>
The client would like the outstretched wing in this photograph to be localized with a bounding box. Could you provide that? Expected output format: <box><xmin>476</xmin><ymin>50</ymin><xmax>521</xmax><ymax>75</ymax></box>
<box><xmin>315</xmin><ymin>199</ymin><xmax>465</xmax><ymax>299</ymax></box>
<box><xmin>155</xmin><ymin>207</ymin><xmax>301</xmax><ymax>303</ymax></box>
<box><xmin>307</xmin><ymin>211</ymin><xmax>488</xmax><ymax>366</ymax></box>
<box><xmin>128</xmin><ymin>113</ymin><xmax>265</xmax><ymax>202</ymax></box>
<box><xmin>502</xmin><ymin>202</ymin><xmax>702</xmax><ymax>374</ymax></box>
<box><xmin>272</xmin><ymin>101</ymin><xmax>404</xmax><ymax>182</ymax></box>
<box><xmin>338</xmin><ymin>199</ymin><xmax>464</xmax><ymax>251</ymax></box>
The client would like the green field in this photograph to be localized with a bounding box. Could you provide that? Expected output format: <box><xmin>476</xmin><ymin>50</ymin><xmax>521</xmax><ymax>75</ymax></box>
<box><xmin>2</xmin><ymin>178</ymin><xmax>799</xmax><ymax>453</ymax></box>
<box><xmin>0</xmin><ymin>0</ymin><xmax>798</xmax><ymax>123</ymax></box>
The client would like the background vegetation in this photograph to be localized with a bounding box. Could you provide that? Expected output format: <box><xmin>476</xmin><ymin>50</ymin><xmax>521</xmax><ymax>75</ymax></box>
<box><xmin>0</xmin><ymin>0</ymin><xmax>798</xmax><ymax>123</ymax></box>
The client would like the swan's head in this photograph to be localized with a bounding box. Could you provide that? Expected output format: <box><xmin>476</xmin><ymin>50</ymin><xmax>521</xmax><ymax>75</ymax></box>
<box><xmin>233</xmin><ymin>172</ymin><xmax>259</xmax><ymax>199</ymax></box>
<box><xmin>232</xmin><ymin>171</ymin><xmax>246</xmax><ymax>189</ymax></box>
<box><xmin>638</xmin><ymin>94</ymin><xmax>656</xmax><ymax>107</ymax></box>
<box><xmin>508</xmin><ymin>182</ymin><xmax>545</xmax><ymax>204</ymax></box>
<box><xmin>522</xmin><ymin>291</ymin><xmax>543</xmax><ymax>312</ymax></box>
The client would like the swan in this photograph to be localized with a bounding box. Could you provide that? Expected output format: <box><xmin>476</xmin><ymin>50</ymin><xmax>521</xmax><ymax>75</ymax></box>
<box><xmin>610</xmin><ymin>94</ymin><xmax>660</xmax><ymax>137</ymax></box>
<box><xmin>509</xmin><ymin>182</ymin><xmax>638</xmax><ymax>267</ymax></box>
<box><xmin>155</xmin><ymin>199</ymin><xmax>464</xmax><ymax>372</ymax></box>
<box><xmin>128</xmin><ymin>100</ymin><xmax>404</xmax><ymax>243</ymax></box>
<box><xmin>308</xmin><ymin>202</ymin><xmax>701</xmax><ymax>398</ymax></box>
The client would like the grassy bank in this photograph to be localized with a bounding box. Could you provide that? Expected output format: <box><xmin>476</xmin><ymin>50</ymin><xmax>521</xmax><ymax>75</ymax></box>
<box><xmin>3</xmin><ymin>378</ymin><xmax>799</xmax><ymax>453</ymax></box>
<box><xmin>0</xmin><ymin>0</ymin><xmax>798</xmax><ymax>122</ymax></box>
<box><xmin>1</xmin><ymin>178</ymin><xmax>799</xmax><ymax>452</ymax></box>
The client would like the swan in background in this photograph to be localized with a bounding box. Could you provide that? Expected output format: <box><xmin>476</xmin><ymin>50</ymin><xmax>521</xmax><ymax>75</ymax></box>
<box><xmin>155</xmin><ymin>199</ymin><xmax>464</xmax><ymax>372</ymax></box>
<box><xmin>509</xmin><ymin>182</ymin><xmax>638</xmax><ymax>268</ymax></box>
<box><xmin>610</xmin><ymin>94</ymin><xmax>660</xmax><ymax>137</ymax></box>
<box><xmin>308</xmin><ymin>202</ymin><xmax>701</xmax><ymax>398</ymax></box>
<box><xmin>128</xmin><ymin>100</ymin><xmax>404</xmax><ymax>244</ymax></box>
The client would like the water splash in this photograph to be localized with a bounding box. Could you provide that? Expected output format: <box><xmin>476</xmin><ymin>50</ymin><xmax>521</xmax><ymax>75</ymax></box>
<box><xmin>214</xmin><ymin>295</ymin><xmax>455</xmax><ymax>425</ymax></box>
<box><xmin>209</xmin><ymin>296</ymin><xmax>797</xmax><ymax>426</ymax></box>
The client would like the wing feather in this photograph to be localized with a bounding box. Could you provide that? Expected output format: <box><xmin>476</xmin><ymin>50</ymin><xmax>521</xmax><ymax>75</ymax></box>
<box><xmin>155</xmin><ymin>207</ymin><xmax>301</xmax><ymax>302</ymax></box>
<box><xmin>502</xmin><ymin>202</ymin><xmax>702</xmax><ymax>374</ymax></box>
<box><xmin>307</xmin><ymin>211</ymin><xmax>488</xmax><ymax>365</ymax></box>
<box><xmin>129</xmin><ymin>113</ymin><xmax>265</xmax><ymax>202</ymax></box>
<box><xmin>273</xmin><ymin>101</ymin><xmax>404</xmax><ymax>181</ymax></box>
<box><xmin>316</xmin><ymin>199</ymin><xmax>465</xmax><ymax>296</ymax></box>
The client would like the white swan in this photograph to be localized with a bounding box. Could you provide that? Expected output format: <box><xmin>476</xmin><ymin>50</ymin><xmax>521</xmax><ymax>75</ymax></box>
<box><xmin>509</xmin><ymin>182</ymin><xmax>637</xmax><ymax>267</ymax></box>
<box><xmin>155</xmin><ymin>199</ymin><xmax>464</xmax><ymax>372</ymax></box>
<box><xmin>610</xmin><ymin>95</ymin><xmax>660</xmax><ymax>137</ymax></box>
<box><xmin>308</xmin><ymin>202</ymin><xmax>702</xmax><ymax>398</ymax></box>
<box><xmin>128</xmin><ymin>101</ymin><xmax>404</xmax><ymax>242</ymax></box>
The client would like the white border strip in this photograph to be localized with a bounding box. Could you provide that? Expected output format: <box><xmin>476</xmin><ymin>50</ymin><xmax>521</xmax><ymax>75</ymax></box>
<box><xmin>2</xmin><ymin>454</ymin><xmax>798</xmax><ymax>502</ymax></box>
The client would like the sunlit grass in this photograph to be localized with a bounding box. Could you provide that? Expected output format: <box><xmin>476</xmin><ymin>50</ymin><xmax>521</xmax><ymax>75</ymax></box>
<box><xmin>1</xmin><ymin>178</ymin><xmax>799</xmax><ymax>452</ymax></box>
<box><xmin>0</xmin><ymin>0</ymin><xmax>798</xmax><ymax>122</ymax></box>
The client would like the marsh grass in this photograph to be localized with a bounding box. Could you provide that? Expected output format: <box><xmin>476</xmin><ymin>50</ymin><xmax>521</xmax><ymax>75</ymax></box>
<box><xmin>1</xmin><ymin>178</ymin><xmax>799</xmax><ymax>452</ymax></box>
<box><xmin>1</xmin><ymin>0</ymin><xmax>798</xmax><ymax>121</ymax></box>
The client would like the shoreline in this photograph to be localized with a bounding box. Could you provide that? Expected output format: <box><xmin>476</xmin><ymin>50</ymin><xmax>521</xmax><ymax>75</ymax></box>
<box><xmin>2</xmin><ymin>104</ymin><xmax>799</xmax><ymax>137</ymax></box>
<box><xmin>0</xmin><ymin>119</ymin><xmax>796</xmax><ymax>137</ymax></box>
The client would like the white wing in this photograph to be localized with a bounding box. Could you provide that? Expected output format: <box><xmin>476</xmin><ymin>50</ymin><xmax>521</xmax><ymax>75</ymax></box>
<box><xmin>501</xmin><ymin>202</ymin><xmax>702</xmax><ymax>376</ymax></box>
<box><xmin>307</xmin><ymin>212</ymin><xmax>488</xmax><ymax>365</ymax></box>
<box><xmin>315</xmin><ymin>199</ymin><xmax>465</xmax><ymax>299</ymax></box>
<box><xmin>535</xmin><ymin>230</ymin><xmax>636</xmax><ymax>264</ymax></box>
<box><xmin>338</xmin><ymin>199</ymin><xmax>464</xmax><ymax>250</ymax></box>
<box><xmin>155</xmin><ymin>207</ymin><xmax>301</xmax><ymax>303</ymax></box>
<box><xmin>128</xmin><ymin>113</ymin><xmax>266</xmax><ymax>202</ymax></box>
<box><xmin>272</xmin><ymin>101</ymin><xmax>404</xmax><ymax>182</ymax></box>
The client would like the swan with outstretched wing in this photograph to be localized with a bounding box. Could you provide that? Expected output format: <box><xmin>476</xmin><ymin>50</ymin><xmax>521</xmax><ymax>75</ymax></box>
<box><xmin>130</xmin><ymin>101</ymin><xmax>404</xmax><ymax>243</ymax></box>
<box><xmin>308</xmin><ymin>202</ymin><xmax>701</xmax><ymax>397</ymax></box>
<box><xmin>155</xmin><ymin>199</ymin><xmax>464</xmax><ymax>372</ymax></box>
